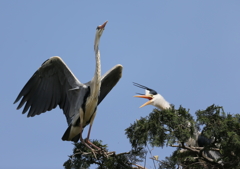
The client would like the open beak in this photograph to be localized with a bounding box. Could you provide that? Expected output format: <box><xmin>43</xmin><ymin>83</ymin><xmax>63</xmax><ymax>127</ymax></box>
<box><xmin>134</xmin><ymin>95</ymin><xmax>153</xmax><ymax>108</ymax></box>
<box><xmin>99</xmin><ymin>21</ymin><xmax>108</xmax><ymax>29</ymax></box>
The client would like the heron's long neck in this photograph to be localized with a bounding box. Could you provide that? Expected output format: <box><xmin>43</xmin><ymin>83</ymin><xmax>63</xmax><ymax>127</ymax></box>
<box><xmin>94</xmin><ymin>45</ymin><xmax>101</xmax><ymax>84</ymax></box>
<box><xmin>90</xmin><ymin>39</ymin><xmax>101</xmax><ymax>99</ymax></box>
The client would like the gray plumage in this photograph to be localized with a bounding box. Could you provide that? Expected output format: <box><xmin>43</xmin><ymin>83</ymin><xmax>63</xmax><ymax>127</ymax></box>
<box><xmin>14</xmin><ymin>56</ymin><xmax>122</xmax><ymax>142</ymax></box>
<box><xmin>187</xmin><ymin>130</ymin><xmax>221</xmax><ymax>161</ymax></box>
<box><xmin>14</xmin><ymin>21</ymin><xmax>123</xmax><ymax>143</ymax></box>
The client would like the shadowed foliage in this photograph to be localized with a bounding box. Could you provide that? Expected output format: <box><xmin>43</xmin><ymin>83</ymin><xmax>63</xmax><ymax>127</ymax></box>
<box><xmin>63</xmin><ymin>140</ymin><xmax>146</xmax><ymax>169</ymax></box>
<box><xmin>125</xmin><ymin>105</ymin><xmax>240</xmax><ymax>169</ymax></box>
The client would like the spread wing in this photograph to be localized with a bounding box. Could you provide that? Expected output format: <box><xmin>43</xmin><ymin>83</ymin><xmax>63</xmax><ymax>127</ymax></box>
<box><xmin>98</xmin><ymin>64</ymin><xmax>123</xmax><ymax>105</ymax></box>
<box><xmin>14</xmin><ymin>56</ymin><xmax>82</xmax><ymax>122</ymax></box>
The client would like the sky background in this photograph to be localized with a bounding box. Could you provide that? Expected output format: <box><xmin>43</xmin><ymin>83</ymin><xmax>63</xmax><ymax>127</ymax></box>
<box><xmin>1</xmin><ymin>1</ymin><xmax>240</xmax><ymax>169</ymax></box>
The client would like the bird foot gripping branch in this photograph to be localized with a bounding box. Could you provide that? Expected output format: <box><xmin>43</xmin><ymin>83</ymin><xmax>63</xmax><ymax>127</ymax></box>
<box><xmin>74</xmin><ymin>147</ymin><xmax>115</xmax><ymax>159</ymax></box>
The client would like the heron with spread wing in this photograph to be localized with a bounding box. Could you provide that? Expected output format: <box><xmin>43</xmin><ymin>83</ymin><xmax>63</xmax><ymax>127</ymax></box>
<box><xmin>14</xmin><ymin>21</ymin><xmax>123</xmax><ymax>151</ymax></box>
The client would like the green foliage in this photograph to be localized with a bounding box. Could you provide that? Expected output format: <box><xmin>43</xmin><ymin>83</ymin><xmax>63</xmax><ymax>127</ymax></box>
<box><xmin>158</xmin><ymin>156</ymin><xmax>179</xmax><ymax>169</ymax></box>
<box><xmin>126</xmin><ymin>104</ymin><xmax>240</xmax><ymax>169</ymax></box>
<box><xmin>196</xmin><ymin>105</ymin><xmax>240</xmax><ymax>168</ymax></box>
<box><xmin>64</xmin><ymin>105</ymin><xmax>240</xmax><ymax>169</ymax></box>
<box><xmin>125</xmin><ymin>106</ymin><xmax>195</xmax><ymax>148</ymax></box>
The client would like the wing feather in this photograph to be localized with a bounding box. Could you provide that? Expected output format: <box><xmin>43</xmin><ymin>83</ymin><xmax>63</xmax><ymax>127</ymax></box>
<box><xmin>14</xmin><ymin>56</ymin><xmax>82</xmax><ymax>121</ymax></box>
<box><xmin>16</xmin><ymin>78</ymin><xmax>40</xmax><ymax>110</ymax></box>
<box><xmin>48</xmin><ymin>79</ymin><xmax>57</xmax><ymax>111</ymax></box>
<box><xmin>40</xmin><ymin>78</ymin><xmax>52</xmax><ymax>112</ymax></box>
<box><xmin>98</xmin><ymin>64</ymin><xmax>123</xmax><ymax>105</ymax></box>
<box><xmin>28</xmin><ymin>82</ymin><xmax>46</xmax><ymax>116</ymax></box>
<box><xmin>14</xmin><ymin>75</ymin><xmax>38</xmax><ymax>104</ymax></box>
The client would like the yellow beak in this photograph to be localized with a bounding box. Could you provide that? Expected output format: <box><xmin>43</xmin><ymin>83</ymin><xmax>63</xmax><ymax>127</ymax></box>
<box><xmin>134</xmin><ymin>95</ymin><xmax>153</xmax><ymax>108</ymax></box>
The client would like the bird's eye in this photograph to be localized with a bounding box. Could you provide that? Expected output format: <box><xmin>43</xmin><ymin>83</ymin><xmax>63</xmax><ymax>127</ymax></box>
<box><xmin>96</xmin><ymin>26</ymin><xmax>100</xmax><ymax>30</ymax></box>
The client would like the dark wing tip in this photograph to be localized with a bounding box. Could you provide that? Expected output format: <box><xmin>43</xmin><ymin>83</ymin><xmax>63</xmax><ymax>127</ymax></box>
<box><xmin>13</xmin><ymin>94</ymin><xmax>22</xmax><ymax>104</ymax></box>
<box><xmin>13</xmin><ymin>100</ymin><xmax>18</xmax><ymax>104</ymax></box>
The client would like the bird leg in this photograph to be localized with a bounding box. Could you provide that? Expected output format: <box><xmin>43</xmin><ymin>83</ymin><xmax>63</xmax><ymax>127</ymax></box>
<box><xmin>78</xmin><ymin>120</ymin><xmax>97</xmax><ymax>158</ymax></box>
<box><xmin>84</xmin><ymin>113</ymin><xmax>101</xmax><ymax>150</ymax></box>
<box><xmin>85</xmin><ymin>124</ymin><xmax>101</xmax><ymax>150</ymax></box>
<box><xmin>85</xmin><ymin>124</ymin><xmax>113</xmax><ymax>158</ymax></box>
<box><xmin>77</xmin><ymin>111</ymin><xmax>100</xmax><ymax>158</ymax></box>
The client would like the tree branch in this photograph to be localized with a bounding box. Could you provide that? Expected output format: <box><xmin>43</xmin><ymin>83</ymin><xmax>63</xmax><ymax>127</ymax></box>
<box><xmin>171</xmin><ymin>144</ymin><xmax>220</xmax><ymax>152</ymax></box>
<box><xmin>131</xmin><ymin>163</ymin><xmax>148</xmax><ymax>169</ymax></box>
<box><xmin>170</xmin><ymin>144</ymin><xmax>199</xmax><ymax>153</ymax></box>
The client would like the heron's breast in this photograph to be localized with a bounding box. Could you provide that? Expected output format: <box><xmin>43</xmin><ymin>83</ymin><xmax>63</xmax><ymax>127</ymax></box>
<box><xmin>83</xmin><ymin>97</ymin><xmax>98</xmax><ymax>125</ymax></box>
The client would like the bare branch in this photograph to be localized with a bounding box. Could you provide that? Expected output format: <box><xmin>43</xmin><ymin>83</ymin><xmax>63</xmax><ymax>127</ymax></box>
<box><xmin>132</xmin><ymin>163</ymin><xmax>148</xmax><ymax>169</ymax></box>
<box><xmin>171</xmin><ymin>144</ymin><xmax>220</xmax><ymax>153</ymax></box>
<box><xmin>170</xmin><ymin>144</ymin><xmax>199</xmax><ymax>153</ymax></box>
<box><xmin>71</xmin><ymin>150</ymin><xmax>130</xmax><ymax>159</ymax></box>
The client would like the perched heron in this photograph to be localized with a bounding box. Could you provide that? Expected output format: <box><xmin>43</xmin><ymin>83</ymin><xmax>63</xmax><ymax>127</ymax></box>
<box><xmin>186</xmin><ymin>130</ymin><xmax>222</xmax><ymax>162</ymax></box>
<box><xmin>133</xmin><ymin>82</ymin><xmax>221</xmax><ymax>161</ymax></box>
<box><xmin>14</xmin><ymin>21</ymin><xmax>123</xmax><ymax>151</ymax></box>
<box><xmin>133</xmin><ymin>82</ymin><xmax>170</xmax><ymax>110</ymax></box>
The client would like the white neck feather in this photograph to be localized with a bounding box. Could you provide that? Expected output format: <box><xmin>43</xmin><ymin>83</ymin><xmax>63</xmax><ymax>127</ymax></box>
<box><xmin>93</xmin><ymin>49</ymin><xmax>101</xmax><ymax>85</ymax></box>
<box><xmin>90</xmin><ymin>34</ymin><xmax>101</xmax><ymax>100</ymax></box>
<box><xmin>154</xmin><ymin>94</ymin><xmax>171</xmax><ymax>110</ymax></box>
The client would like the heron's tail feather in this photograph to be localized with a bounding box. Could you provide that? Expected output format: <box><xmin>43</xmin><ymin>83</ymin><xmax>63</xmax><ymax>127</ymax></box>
<box><xmin>62</xmin><ymin>125</ymin><xmax>80</xmax><ymax>142</ymax></box>
<box><xmin>62</xmin><ymin>125</ymin><xmax>71</xmax><ymax>141</ymax></box>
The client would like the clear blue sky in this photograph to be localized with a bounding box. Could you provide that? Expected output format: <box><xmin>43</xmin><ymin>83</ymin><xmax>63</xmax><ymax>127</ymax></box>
<box><xmin>1</xmin><ymin>1</ymin><xmax>240</xmax><ymax>169</ymax></box>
